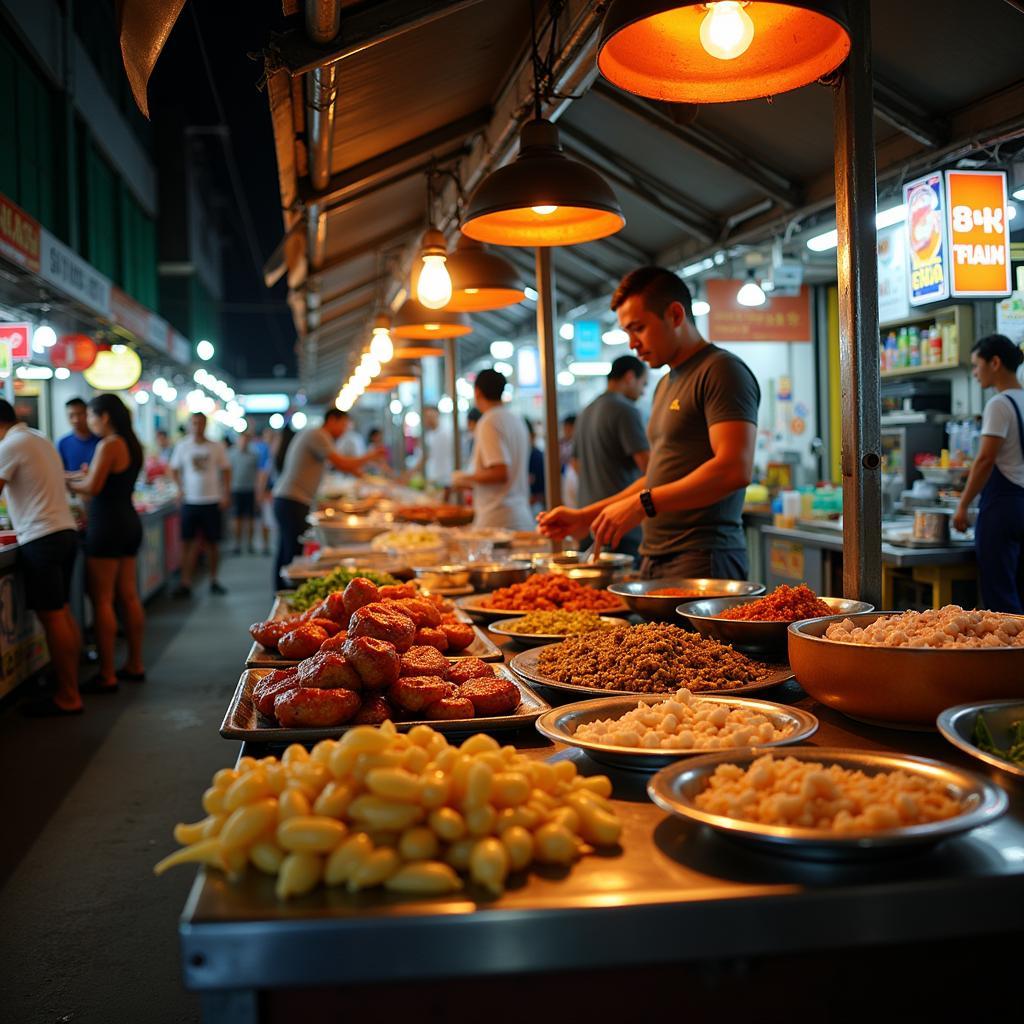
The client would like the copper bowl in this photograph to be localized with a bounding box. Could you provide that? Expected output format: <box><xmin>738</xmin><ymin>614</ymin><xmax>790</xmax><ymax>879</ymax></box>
<box><xmin>788</xmin><ymin>612</ymin><xmax>1024</xmax><ymax>729</ymax></box>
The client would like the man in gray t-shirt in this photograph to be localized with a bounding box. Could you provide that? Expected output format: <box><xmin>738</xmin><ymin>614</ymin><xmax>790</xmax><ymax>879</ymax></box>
<box><xmin>573</xmin><ymin>355</ymin><xmax>650</xmax><ymax>557</ymax></box>
<box><xmin>539</xmin><ymin>267</ymin><xmax>759</xmax><ymax>581</ymax></box>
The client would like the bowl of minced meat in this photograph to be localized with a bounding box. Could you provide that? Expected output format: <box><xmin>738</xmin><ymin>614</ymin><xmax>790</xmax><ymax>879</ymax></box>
<box><xmin>533</xmin><ymin>623</ymin><xmax>780</xmax><ymax>695</ymax></box>
<box><xmin>789</xmin><ymin>607</ymin><xmax>1024</xmax><ymax>728</ymax></box>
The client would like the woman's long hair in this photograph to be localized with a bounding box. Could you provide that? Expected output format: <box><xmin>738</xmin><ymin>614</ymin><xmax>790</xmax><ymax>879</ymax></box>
<box><xmin>89</xmin><ymin>393</ymin><xmax>144</xmax><ymax>473</ymax></box>
<box><xmin>273</xmin><ymin>425</ymin><xmax>296</xmax><ymax>475</ymax></box>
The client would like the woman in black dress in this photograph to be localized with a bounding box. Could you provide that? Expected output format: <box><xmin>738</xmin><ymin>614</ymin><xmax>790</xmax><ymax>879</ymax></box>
<box><xmin>67</xmin><ymin>394</ymin><xmax>146</xmax><ymax>692</ymax></box>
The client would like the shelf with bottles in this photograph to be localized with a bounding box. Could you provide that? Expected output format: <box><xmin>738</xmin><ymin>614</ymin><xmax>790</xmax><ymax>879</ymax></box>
<box><xmin>878</xmin><ymin>305</ymin><xmax>974</xmax><ymax>378</ymax></box>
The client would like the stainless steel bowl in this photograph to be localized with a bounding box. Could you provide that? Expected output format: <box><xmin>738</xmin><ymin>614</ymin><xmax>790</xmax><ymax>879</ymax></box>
<box><xmin>535</xmin><ymin>694</ymin><xmax>818</xmax><ymax>771</ymax></box>
<box><xmin>788</xmin><ymin>612</ymin><xmax>1024</xmax><ymax>728</ymax></box>
<box><xmin>937</xmin><ymin>700</ymin><xmax>1024</xmax><ymax>781</ymax></box>
<box><xmin>539</xmin><ymin>551</ymin><xmax>635</xmax><ymax>589</ymax></box>
<box><xmin>608</xmin><ymin>578</ymin><xmax>766</xmax><ymax>622</ymax></box>
<box><xmin>307</xmin><ymin>513</ymin><xmax>389</xmax><ymax>546</ymax></box>
<box><xmin>648</xmin><ymin>746</ymin><xmax>1008</xmax><ymax>861</ymax></box>
<box><xmin>466</xmin><ymin>561</ymin><xmax>533</xmax><ymax>591</ymax></box>
<box><xmin>679</xmin><ymin>595</ymin><xmax>874</xmax><ymax>660</ymax></box>
<box><xmin>912</xmin><ymin>507</ymin><xmax>952</xmax><ymax>543</ymax></box>
<box><xmin>411</xmin><ymin>564</ymin><xmax>471</xmax><ymax>590</ymax></box>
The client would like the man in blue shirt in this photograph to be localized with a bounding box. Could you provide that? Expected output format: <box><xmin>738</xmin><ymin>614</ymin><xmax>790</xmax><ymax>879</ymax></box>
<box><xmin>57</xmin><ymin>398</ymin><xmax>99</xmax><ymax>472</ymax></box>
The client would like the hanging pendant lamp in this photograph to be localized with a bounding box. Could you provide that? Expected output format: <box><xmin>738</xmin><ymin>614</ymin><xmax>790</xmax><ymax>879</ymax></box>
<box><xmin>445</xmin><ymin>235</ymin><xmax>526</xmax><ymax>311</ymax></box>
<box><xmin>461</xmin><ymin>119</ymin><xmax>625</xmax><ymax>247</ymax></box>
<box><xmin>392</xmin><ymin>297</ymin><xmax>472</xmax><ymax>340</ymax></box>
<box><xmin>392</xmin><ymin>345</ymin><xmax>446</xmax><ymax>360</ymax></box>
<box><xmin>597</xmin><ymin>1</ymin><xmax>850</xmax><ymax>104</ymax></box>
<box><xmin>369</xmin><ymin>313</ymin><xmax>394</xmax><ymax>363</ymax></box>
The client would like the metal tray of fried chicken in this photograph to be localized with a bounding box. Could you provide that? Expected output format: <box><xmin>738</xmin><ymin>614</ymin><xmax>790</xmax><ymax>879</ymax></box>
<box><xmin>220</xmin><ymin>664</ymin><xmax>549</xmax><ymax>743</ymax></box>
<box><xmin>244</xmin><ymin>594</ymin><xmax>503</xmax><ymax>668</ymax></box>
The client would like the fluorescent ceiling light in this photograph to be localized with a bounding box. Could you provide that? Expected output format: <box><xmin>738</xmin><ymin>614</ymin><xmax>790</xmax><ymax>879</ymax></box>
<box><xmin>559</xmin><ymin>323</ymin><xmax>574</xmax><ymax>340</ymax></box>
<box><xmin>807</xmin><ymin>204</ymin><xmax>907</xmax><ymax>251</ymax></box>
<box><xmin>390</xmin><ymin>399</ymin><xmax>403</xmax><ymax>415</ymax></box>
<box><xmin>490</xmin><ymin>340</ymin><xmax>514</xmax><ymax>360</ymax></box>
<box><xmin>557</xmin><ymin>370</ymin><xmax>575</xmax><ymax>387</ymax></box>
<box><xmin>493</xmin><ymin>361</ymin><xmax>514</xmax><ymax>376</ymax></box>
<box><xmin>291</xmin><ymin>411</ymin><xmax>308</xmax><ymax>429</ymax></box>
<box><xmin>438</xmin><ymin>395</ymin><xmax>454</xmax><ymax>414</ymax></box>
<box><xmin>568</xmin><ymin>361</ymin><xmax>612</xmax><ymax>376</ymax></box>
<box><xmin>523</xmin><ymin>287</ymin><xmax>538</xmax><ymax>301</ymax></box>
<box><xmin>602</xmin><ymin>328</ymin><xmax>628</xmax><ymax>345</ymax></box>
<box><xmin>1012</xmin><ymin>187</ymin><xmax>1024</xmax><ymax>202</ymax></box>
<box><xmin>681</xmin><ymin>257</ymin><xmax>714</xmax><ymax>278</ymax></box>
<box><xmin>16</xmin><ymin>365</ymin><xmax>54</xmax><ymax>379</ymax></box>
<box><xmin>691</xmin><ymin>299</ymin><xmax>711</xmax><ymax>317</ymax></box>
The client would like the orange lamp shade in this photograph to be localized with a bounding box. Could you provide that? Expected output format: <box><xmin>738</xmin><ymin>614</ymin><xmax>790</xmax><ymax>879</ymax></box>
<box><xmin>461</xmin><ymin>120</ymin><xmax>624</xmax><ymax>247</ymax></box>
<box><xmin>392</xmin><ymin>297</ymin><xmax>471</xmax><ymax>340</ymax></box>
<box><xmin>446</xmin><ymin>236</ymin><xmax>526</xmax><ymax>311</ymax></box>
<box><xmin>392</xmin><ymin>346</ymin><xmax>446</xmax><ymax>360</ymax></box>
<box><xmin>597</xmin><ymin>1</ymin><xmax>850</xmax><ymax>104</ymax></box>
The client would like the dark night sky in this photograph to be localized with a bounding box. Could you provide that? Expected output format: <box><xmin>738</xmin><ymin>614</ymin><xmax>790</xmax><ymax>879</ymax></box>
<box><xmin>147</xmin><ymin>0</ymin><xmax>298</xmax><ymax>381</ymax></box>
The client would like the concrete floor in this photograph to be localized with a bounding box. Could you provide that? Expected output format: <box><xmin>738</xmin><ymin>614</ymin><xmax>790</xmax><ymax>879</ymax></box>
<box><xmin>0</xmin><ymin>551</ymin><xmax>271</xmax><ymax>1024</ymax></box>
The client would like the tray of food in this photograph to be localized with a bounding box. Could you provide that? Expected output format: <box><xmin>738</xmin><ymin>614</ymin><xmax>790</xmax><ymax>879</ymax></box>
<box><xmin>246</xmin><ymin>579</ymin><xmax>503</xmax><ymax>668</ymax></box>
<box><xmin>676</xmin><ymin>585</ymin><xmax>873</xmax><ymax>660</ymax></box>
<box><xmin>487</xmin><ymin>610</ymin><xmax>624</xmax><ymax>647</ymax></box>
<box><xmin>535</xmin><ymin>690</ymin><xmax>818</xmax><ymax>771</ymax></box>
<box><xmin>370</xmin><ymin>526</ymin><xmax>447</xmax><ymax>564</ymax></box>
<box><xmin>608</xmin><ymin>578</ymin><xmax>765</xmax><ymax>622</ymax></box>
<box><xmin>395</xmin><ymin>503</ymin><xmax>475</xmax><ymax>527</ymax></box>
<box><xmin>647</xmin><ymin>747</ymin><xmax>1008</xmax><ymax>861</ymax></box>
<box><xmin>937</xmin><ymin>699</ymin><xmax>1024</xmax><ymax>780</ymax></box>
<box><xmin>221</xmin><ymin>656</ymin><xmax>548</xmax><ymax>743</ymax></box>
<box><xmin>456</xmin><ymin>573</ymin><xmax>631</xmax><ymax>622</ymax></box>
<box><xmin>508</xmin><ymin>623</ymin><xmax>793</xmax><ymax>700</ymax></box>
<box><xmin>788</xmin><ymin>606</ymin><xmax>1024</xmax><ymax>728</ymax></box>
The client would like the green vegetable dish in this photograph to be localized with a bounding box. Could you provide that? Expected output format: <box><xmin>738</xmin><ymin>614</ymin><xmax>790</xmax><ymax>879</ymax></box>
<box><xmin>972</xmin><ymin>714</ymin><xmax>1024</xmax><ymax>768</ymax></box>
<box><xmin>289</xmin><ymin>567</ymin><xmax>398</xmax><ymax>612</ymax></box>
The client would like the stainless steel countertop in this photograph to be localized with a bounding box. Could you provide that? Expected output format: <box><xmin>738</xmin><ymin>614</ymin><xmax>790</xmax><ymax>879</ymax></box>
<box><xmin>180</xmin><ymin>678</ymin><xmax>1024</xmax><ymax>992</ymax></box>
<box><xmin>760</xmin><ymin>524</ymin><xmax>976</xmax><ymax>567</ymax></box>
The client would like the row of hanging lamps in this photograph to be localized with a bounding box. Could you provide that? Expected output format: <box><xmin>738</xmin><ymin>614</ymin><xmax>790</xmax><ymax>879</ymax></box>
<box><xmin>369</xmin><ymin>313</ymin><xmax>394</xmax><ymax>363</ymax></box>
<box><xmin>392</xmin><ymin>296</ymin><xmax>471</xmax><ymax>340</ymax></box>
<box><xmin>445</xmin><ymin>236</ymin><xmax>526</xmax><ymax>311</ymax></box>
<box><xmin>597</xmin><ymin>1</ymin><xmax>850</xmax><ymax>104</ymax></box>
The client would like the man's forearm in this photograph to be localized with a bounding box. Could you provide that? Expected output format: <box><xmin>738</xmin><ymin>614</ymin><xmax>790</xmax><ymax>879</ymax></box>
<box><xmin>959</xmin><ymin>455</ymin><xmax>994</xmax><ymax>508</ymax></box>
<box><xmin>580</xmin><ymin>475</ymin><xmax>647</xmax><ymax>518</ymax></box>
<box><xmin>650</xmin><ymin>457</ymin><xmax>750</xmax><ymax>515</ymax></box>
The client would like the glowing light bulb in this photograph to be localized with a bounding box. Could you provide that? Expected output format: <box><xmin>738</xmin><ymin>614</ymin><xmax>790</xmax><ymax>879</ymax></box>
<box><xmin>692</xmin><ymin>299</ymin><xmax>711</xmax><ymax>317</ymax></box>
<box><xmin>424</xmin><ymin>323</ymin><xmax>440</xmax><ymax>332</ymax></box>
<box><xmin>699</xmin><ymin>2</ymin><xmax>754</xmax><ymax>61</ymax></box>
<box><xmin>417</xmin><ymin>254</ymin><xmax>452</xmax><ymax>309</ymax></box>
<box><xmin>370</xmin><ymin>329</ymin><xmax>393</xmax><ymax>363</ymax></box>
<box><xmin>736</xmin><ymin>279</ymin><xmax>766</xmax><ymax>307</ymax></box>
<box><xmin>532</xmin><ymin>205</ymin><xmax>558</xmax><ymax>215</ymax></box>
<box><xmin>363</xmin><ymin>357</ymin><xmax>382</xmax><ymax>377</ymax></box>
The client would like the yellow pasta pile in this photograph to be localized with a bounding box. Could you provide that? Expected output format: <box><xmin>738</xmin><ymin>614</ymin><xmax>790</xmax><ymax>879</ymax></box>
<box><xmin>154</xmin><ymin>721</ymin><xmax>621</xmax><ymax>899</ymax></box>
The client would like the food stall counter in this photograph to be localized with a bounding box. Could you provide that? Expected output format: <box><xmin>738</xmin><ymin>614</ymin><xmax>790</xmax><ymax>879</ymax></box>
<box><xmin>179</xmin><ymin>685</ymin><xmax>1024</xmax><ymax>1019</ymax></box>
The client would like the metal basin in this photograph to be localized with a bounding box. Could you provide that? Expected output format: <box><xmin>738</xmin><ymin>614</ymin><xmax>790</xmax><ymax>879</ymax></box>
<box><xmin>679</xmin><ymin>595</ymin><xmax>873</xmax><ymax>660</ymax></box>
<box><xmin>788</xmin><ymin>612</ymin><xmax>1024</xmax><ymax>728</ymax></box>
<box><xmin>539</xmin><ymin>551</ymin><xmax>634</xmax><ymax>589</ymax></box>
<box><xmin>411</xmin><ymin>564</ymin><xmax>471</xmax><ymax>590</ymax></box>
<box><xmin>608</xmin><ymin>578</ymin><xmax>765</xmax><ymax>622</ymax></box>
<box><xmin>466</xmin><ymin>561</ymin><xmax>532</xmax><ymax>591</ymax></box>
<box><xmin>937</xmin><ymin>699</ymin><xmax>1024</xmax><ymax>781</ymax></box>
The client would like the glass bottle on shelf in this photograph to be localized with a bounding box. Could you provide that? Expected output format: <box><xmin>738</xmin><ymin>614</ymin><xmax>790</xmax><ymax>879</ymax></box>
<box><xmin>908</xmin><ymin>326</ymin><xmax>921</xmax><ymax>367</ymax></box>
<box><xmin>896</xmin><ymin>327</ymin><xmax>909</xmax><ymax>368</ymax></box>
<box><xmin>885</xmin><ymin>331</ymin><xmax>897</xmax><ymax>371</ymax></box>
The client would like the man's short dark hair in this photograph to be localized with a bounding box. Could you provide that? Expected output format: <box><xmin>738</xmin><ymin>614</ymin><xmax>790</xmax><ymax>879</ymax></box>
<box><xmin>65</xmin><ymin>397</ymin><xmax>87</xmax><ymax>409</ymax></box>
<box><xmin>324</xmin><ymin>408</ymin><xmax>348</xmax><ymax>423</ymax></box>
<box><xmin>191</xmin><ymin>411</ymin><xmax>207</xmax><ymax>423</ymax></box>
<box><xmin>475</xmin><ymin>368</ymin><xmax>506</xmax><ymax>402</ymax></box>
<box><xmin>608</xmin><ymin>355</ymin><xmax>647</xmax><ymax>381</ymax></box>
<box><xmin>0</xmin><ymin>400</ymin><xmax>16</xmax><ymax>425</ymax></box>
<box><xmin>467</xmin><ymin>406</ymin><xmax>482</xmax><ymax>424</ymax></box>
<box><xmin>562</xmin><ymin>414</ymin><xmax>576</xmax><ymax>426</ymax></box>
<box><xmin>611</xmin><ymin>266</ymin><xmax>694</xmax><ymax>321</ymax></box>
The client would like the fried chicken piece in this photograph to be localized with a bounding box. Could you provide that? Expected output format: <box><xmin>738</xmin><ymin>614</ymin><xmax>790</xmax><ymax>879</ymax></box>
<box><xmin>305</xmin><ymin>592</ymin><xmax>350</xmax><ymax>627</ymax></box>
<box><xmin>377</xmin><ymin>583</ymin><xmax>418</xmax><ymax>602</ymax></box>
<box><xmin>277</xmin><ymin>623</ymin><xmax>329</xmax><ymax>660</ymax></box>
<box><xmin>413</xmin><ymin>626</ymin><xmax>449</xmax><ymax>652</ymax></box>
<box><xmin>249</xmin><ymin>619</ymin><xmax>296</xmax><ymax>652</ymax></box>
<box><xmin>252</xmin><ymin>668</ymin><xmax>300</xmax><ymax>716</ymax></box>
<box><xmin>446</xmin><ymin>657</ymin><xmax>495</xmax><ymax>685</ymax></box>
<box><xmin>341</xmin><ymin>635</ymin><xmax>401</xmax><ymax>690</ymax></box>
<box><xmin>307</xmin><ymin>617</ymin><xmax>342</xmax><ymax>637</ymax></box>
<box><xmin>352</xmin><ymin>695</ymin><xmax>394</xmax><ymax>725</ymax></box>
<box><xmin>389</xmin><ymin>598</ymin><xmax>442</xmax><ymax>629</ymax></box>
<box><xmin>319</xmin><ymin>630</ymin><xmax>349</xmax><ymax>652</ymax></box>
<box><xmin>273</xmin><ymin>686</ymin><xmax>360</xmax><ymax>727</ymax></box>
<box><xmin>399</xmin><ymin>644</ymin><xmax>450</xmax><ymax>678</ymax></box>
<box><xmin>424</xmin><ymin>695</ymin><xmax>475</xmax><ymax>720</ymax></box>
<box><xmin>440</xmin><ymin>620</ymin><xmax>474</xmax><ymax>652</ymax></box>
<box><xmin>296</xmin><ymin>651</ymin><xmax>362</xmax><ymax>691</ymax></box>
<box><xmin>349</xmin><ymin>601</ymin><xmax>416</xmax><ymax>653</ymax></box>
<box><xmin>459</xmin><ymin>675</ymin><xmax>520</xmax><ymax>716</ymax></box>
<box><xmin>388</xmin><ymin>675</ymin><xmax>454</xmax><ymax>713</ymax></box>
<box><xmin>342</xmin><ymin>577</ymin><xmax>381</xmax><ymax>618</ymax></box>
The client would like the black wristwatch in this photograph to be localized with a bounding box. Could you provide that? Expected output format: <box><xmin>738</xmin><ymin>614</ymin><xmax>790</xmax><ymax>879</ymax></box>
<box><xmin>639</xmin><ymin>489</ymin><xmax>656</xmax><ymax>518</ymax></box>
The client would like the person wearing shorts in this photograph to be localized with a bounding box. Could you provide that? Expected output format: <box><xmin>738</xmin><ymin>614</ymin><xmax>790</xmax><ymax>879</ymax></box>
<box><xmin>0</xmin><ymin>400</ymin><xmax>82</xmax><ymax>715</ymax></box>
<box><xmin>229</xmin><ymin>431</ymin><xmax>260</xmax><ymax>555</ymax></box>
<box><xmin>169</xmin><ymin>413</ymin><xmax>231</xmax><ymax>597</ymax></box>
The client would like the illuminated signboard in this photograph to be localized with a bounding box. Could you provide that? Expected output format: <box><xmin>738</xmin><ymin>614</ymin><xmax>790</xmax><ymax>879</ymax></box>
<box><xmin>904</xmin><ymin>172</ymin><xmax>949</xmax><ymax>306</ymax></box>
<box><xmin>945</xmin><ymin>169</ymin><xmax>1012</xmax><ymax>298</ymax></box>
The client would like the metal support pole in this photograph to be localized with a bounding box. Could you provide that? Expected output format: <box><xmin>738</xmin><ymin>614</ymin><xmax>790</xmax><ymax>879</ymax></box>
<box><xmin>535</xmin><ymin>248</ymin><xmax>561</xmax><ymax>510</ymax></box>
<box><xmin>446</xmin><ymin>337</ymin><xmax>461</xmax><ymax>474</ymax></box>
<box><xmin>833</xmin><ymin>0</ymin><xmax>882</xmax><ymax>606</ymax></box>
<box><xmin>418</xmin><ymin>372</ymin><xmax>428</xmax><ymax>487</ymax></box>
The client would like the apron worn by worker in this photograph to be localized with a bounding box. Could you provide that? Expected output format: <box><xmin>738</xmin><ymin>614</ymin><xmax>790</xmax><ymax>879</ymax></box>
<box><xmin>976</xmin><ymin>391</ymin><xmax>1024</xmax><ymax>613</ymax></box>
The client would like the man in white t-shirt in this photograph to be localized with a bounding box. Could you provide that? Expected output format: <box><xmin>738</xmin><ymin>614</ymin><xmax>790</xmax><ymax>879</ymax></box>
<box><xmin>169</xmin><ymin>412</ymin><xmax>232</xmax><ymax>597</ymax></box>
<box><xmin>336</xmin><ymin>410</ymin><xmax>367</xmax><ymax>460</ymax></box>
<box><xmin>451</xmin><ymin>368</ymin><xmax>533</xmax><ymax>530</ymax></box>
<box><xmin>422</xmin><ymin>406</ymin><xmax>455</xmax><ymax>489</ymax></box>
<box><xmin>0</xmin><ymin>400</ymin><xmax>82</xmax><ymax>715</ymax></box>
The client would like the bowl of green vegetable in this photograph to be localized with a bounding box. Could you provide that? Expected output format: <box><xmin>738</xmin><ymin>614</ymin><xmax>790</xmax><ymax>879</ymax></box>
<box><xmin>287</xmin><ymin>566</ymin><xmax>399</xmax><ymax>613</ymax></box>
<box><xmin>937</xmin><ymin>700</ymin><xmax>1024</xmax><ymax>781</ymax></box>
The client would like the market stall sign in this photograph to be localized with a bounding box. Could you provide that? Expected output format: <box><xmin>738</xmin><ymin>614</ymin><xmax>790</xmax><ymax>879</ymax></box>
<box><xmin>573</xmin><ymin>321</ymin><xmax>602</xmax><ymax>360</ymax></box>
<box><xmin>40</xmin><ymin>230</ymin><xmax>111</xmax><ymax>317</ymax></box>
<box><xmin>904</xmin><ymin>172</ymin><xmax>949</xmax><ymax>306</ymax></box>
<box><xmin>83</xmin><ymin>345</ymin><xmax>142</xmax><ymax>391</ymax></box>
<box><xmin>945</xmin><ymin>170</ymin><xmax>1012</xmax><ymax>298</ymax></box>
<box><xmin>706</xmin><ymin>281</ymin><xmax>811</xmax><ymax>342</ymax></box>
<box><xmin>877</xmin><ymin>222</ymin><xmax>910</xmax><ymax>324</ymax></box>
<box><xmin>0</xmin><ymin>194</ymin><xmax>41</xmax><ymax>273</ymax></box>
<box><xmin>0</xmin><ymin>323</ymin><xmax>31</xmax><ymax>362</ymax></box>
<box><xmin>51</xmin><ymin>334</ymin><xmax>98</xmax><ymax>372</ymax></box>
<box><xmin>110</xmin><ymin>287</ymin><xmax>151</xmax><ymax>342</ymax></box>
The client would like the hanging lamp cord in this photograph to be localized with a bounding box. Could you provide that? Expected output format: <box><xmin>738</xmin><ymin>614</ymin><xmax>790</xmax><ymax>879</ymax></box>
<box><xmin>528</xmin><ymin>0</ymin><xmax>567</xmax><ymax>118</ymax></box>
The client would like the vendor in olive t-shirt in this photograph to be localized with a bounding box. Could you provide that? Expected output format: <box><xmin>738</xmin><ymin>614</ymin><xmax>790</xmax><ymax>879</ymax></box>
<box><xmin>539</xmin><ymin>266</ymin><xmax>760</xmax><ymax>580</ymax></box>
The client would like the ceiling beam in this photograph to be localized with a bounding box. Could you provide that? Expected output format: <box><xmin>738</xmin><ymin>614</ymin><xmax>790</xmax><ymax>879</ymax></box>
<box><xmin>298</xmin><ymin>109</ymin><xmax>490</xmax><ymax>209</ymax></box>
<box><xmin>590</xmin><ymin>232</ymin><xmax>653</xmax><ymax>267</ymax></box>
<box><xmin>556</xmin><ymin>244</ymin><xmax>625</xmax><ymax>288</ymax></box>
<box><xmin>873</xmin><ymin>75</ymin><xmax>949</xmax><ymax>149</ymax></box>
<box><xmin>271</xmin><ymin>0</ymin><xmax>489</xmax><ymax>77</ymax></box>
<box><xmin>307</xmin><ymin>219</ymin><xmax>423</xmax><ymax>289</ymax></box>
<box><xmin>501</xmin><ymin>246</ymin><xmax>590</xmax><ymax>301</ymax></box>
<box><xmin>592</xmin><ymin>80</ymin><xmax>803</xmax><ymax>210</ymax></box>
<box><xmin>318</xmin><ymin>274</ymin><xmax>380</xmax><ymax>310</ymax></box>
<box><xmin>318</xmin><ymin>291</ymin><xmax>378</xmax><ymax>328</ymax></box>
